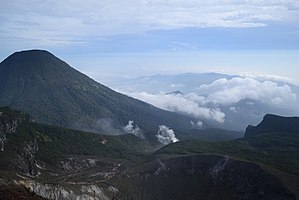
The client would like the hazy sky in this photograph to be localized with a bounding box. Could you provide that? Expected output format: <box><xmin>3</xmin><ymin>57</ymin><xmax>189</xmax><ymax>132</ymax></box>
<box><xmin>1</xmin><ymin>0</ymin><xmax>299</xmax><ymax>81</ymax></box>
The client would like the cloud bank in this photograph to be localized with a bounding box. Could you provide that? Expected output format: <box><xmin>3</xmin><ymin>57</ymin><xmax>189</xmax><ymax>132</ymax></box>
<box><xmin>120</xmin><ymin>77</ymin><xmax>296</xmax><ymax>124</ymax></box>
<box><xmin>198</xmin><ymin>77</ymin><xmax>296</xmax><ymax>105</ymax></box>
<box><xmin>126</xmin><ymin>91</ymin><xmax>226</xmax><ymax>123</ymax></box>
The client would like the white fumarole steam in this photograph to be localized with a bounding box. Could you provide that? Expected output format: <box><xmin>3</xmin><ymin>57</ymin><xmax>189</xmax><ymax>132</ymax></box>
<box><xmin>123</xmin><ymin>120</ymin><xmax>143</xmax><ymax>138</ymax></box>
<box><xmin>156</xmin><ymin>125</ymin><xmax>179</xmax><ymax>145</ymax></box>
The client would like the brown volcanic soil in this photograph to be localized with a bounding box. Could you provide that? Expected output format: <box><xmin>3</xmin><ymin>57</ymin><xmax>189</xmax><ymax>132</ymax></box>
<box><xmin>0</xmin><ymin>184</ymin><xmax>46</xmax><ymax>200</ymax></box>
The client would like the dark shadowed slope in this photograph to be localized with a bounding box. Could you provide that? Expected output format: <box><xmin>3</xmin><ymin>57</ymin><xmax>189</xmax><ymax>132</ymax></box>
<box><xmin>0</xmin><ymin>50</ymin><xmax>193</xmax><ymax>134</ymax></box>
<box><xmin>245</xmin><ymin>114</ymin><xmax>299</xmax><ymax>137</ymax></box>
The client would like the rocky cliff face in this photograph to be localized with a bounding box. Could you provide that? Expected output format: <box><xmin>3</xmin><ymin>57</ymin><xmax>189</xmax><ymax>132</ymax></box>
<box><xmin>19</xmin><ymin>180</ymin><xmax>121</xmax><ymax>200</ymax></box>
<box><xmin>0</xmin><ymin>107</ymin><xmax>29</xmax><ymax>152</ymax></box>
<box><xmin>10</xmin><ymin>154</ymin><xmax>294</xmax><ymax>200</ymax></box>
<box><xmin>18</xmin><ymin>140</ymin><xmax>39</xmax><ymax>176</ymax></box>
<box><xmin>0</xmin><ymin>107</ymin><xmax>39</xmax><ymax>177</ymax></box>
<box><xmin>245</xmin><ymin>114</ymin><xmax>299</xmax><ymax>137</ymax></box>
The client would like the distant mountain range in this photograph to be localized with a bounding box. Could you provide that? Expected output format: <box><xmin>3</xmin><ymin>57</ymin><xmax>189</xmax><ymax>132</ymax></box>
<box><xmin>0</xmin><ymin>50</ymin><xmax>194</xmax><ymax>135</ymax></box>
<box><xmin>105</xmin><ymin>72</ymin><xmax>299</xmax><ymax>131</ymax></box>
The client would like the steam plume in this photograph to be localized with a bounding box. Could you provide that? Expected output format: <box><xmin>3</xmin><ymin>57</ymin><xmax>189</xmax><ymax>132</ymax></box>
<box><xmin>156</xmin><ymin>125</ymin><xmax>179</xmax><ymax>145</ymax></box>
<box><xmin>123</xmin><ymin>120</ymin><xmax>144</xmax><ymax>138</ymax></box>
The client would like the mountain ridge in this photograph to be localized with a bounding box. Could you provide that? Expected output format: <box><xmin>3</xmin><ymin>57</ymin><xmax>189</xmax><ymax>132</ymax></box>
<box><xmin>245</xmin><ymin>114</ymin><xmax>299</xmax><ymax>137</ymax></box>
<box><xmin>0</xmin><ymin>50</ymin><xmax>194</xmax><ymax>135</ymax></box>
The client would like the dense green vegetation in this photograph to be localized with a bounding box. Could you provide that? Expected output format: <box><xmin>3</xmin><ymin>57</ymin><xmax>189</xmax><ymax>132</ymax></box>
<box><xmin>0</xmin><ymin>107</ymin><xmax>156</xmax><ymax>168</ymax></box>
<box><xmin>12</xmin><ymin>123</ymin><xmax>154</xmax><ymax>165</ymax></box>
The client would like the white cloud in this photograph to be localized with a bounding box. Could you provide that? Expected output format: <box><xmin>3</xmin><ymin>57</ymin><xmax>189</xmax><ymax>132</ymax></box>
<box><xmin>198</xmin><ymin>77</ymin><xmax>297</xmax><ymax>105</ymax></box>
<box><xmin>125</xmin><ymin>91</ymin><xmax>225</xmax><ymax>123</ymax></box>
<box><xmin>1</xmin><ymin>0</ymin><xmax>298</xmax><ymax>46</ymax></box>
<box><xmin>116</xmin><ymin>76</ymin><xmax>296</xmax><ymax>124</ymax></box>
<box><xmin>238</xmin><ymin>73</ymin><xmax>299</xmax><ymax>86</ymax></box>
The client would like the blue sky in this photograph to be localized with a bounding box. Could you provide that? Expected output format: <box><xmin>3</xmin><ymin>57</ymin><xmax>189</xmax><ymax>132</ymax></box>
<box><xmin>1</xmin><ymin>0</ymin><xmax>299</xmax><ymax>81</ymax></box>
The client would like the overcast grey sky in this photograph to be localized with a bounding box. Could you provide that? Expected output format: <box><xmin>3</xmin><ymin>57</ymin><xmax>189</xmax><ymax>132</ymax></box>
<box><xmin>1</xmin><ymin>0</ymin><xmax>299</xmax><ymax>81</ymax></box>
